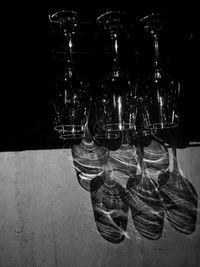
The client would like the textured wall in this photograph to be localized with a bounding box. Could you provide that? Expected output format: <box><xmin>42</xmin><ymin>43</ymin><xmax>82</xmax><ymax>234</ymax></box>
<box><xmin>0</xmin><ymin>147</ymin><xmax>200</xmax><ymax>267</ymax></box>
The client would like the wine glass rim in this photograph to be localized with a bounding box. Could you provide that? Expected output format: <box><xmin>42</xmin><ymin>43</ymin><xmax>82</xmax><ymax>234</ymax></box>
<box><xmin>54</xmin><ymin>124</ymin><xmax>86</xmax><ymax>139</ymax></box>
<box><xmin>146</xmin><ymin>122</ymin><xmax>179</xmax><ymax>130</ymax></box>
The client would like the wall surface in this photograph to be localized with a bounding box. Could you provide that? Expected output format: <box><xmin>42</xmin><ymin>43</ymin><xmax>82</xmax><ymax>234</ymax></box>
<box><xmin>0</xmin><ymin>147</ymin><xmax>200</xmax><ymax>267</ymax></box>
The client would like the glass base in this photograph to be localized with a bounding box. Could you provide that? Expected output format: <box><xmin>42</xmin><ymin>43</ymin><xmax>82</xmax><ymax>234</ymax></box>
<box><xmin>54</xmin><ymin>125</ymin><xmax>85</xmax><ymax>139</ymax></box>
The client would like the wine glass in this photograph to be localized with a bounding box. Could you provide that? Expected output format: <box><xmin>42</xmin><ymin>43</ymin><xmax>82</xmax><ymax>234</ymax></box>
<box><xmin>49</xmin><ymin>10</ymin><xmax>90</xmax><ymax>140</ymax></box>
<box><xmin>139</xmin><ymin>13</ymin><xmax>180</xmax><ymax>131</ymax></box>
<box><xmin>90</xmin><ymin>11</ymin><xmax>137</xmax><ymax>140</ymax></box>
<box><xmin>135</xmin><ymin>95</ymin><xmax>158</xmax><ymax>137</ymax></box>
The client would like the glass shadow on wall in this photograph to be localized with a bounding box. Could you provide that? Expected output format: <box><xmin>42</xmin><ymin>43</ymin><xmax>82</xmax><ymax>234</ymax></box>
<box><xmin>71</xmin><ymin>131</ymin><xmax>198</xmax><ymax>244</ymax></box>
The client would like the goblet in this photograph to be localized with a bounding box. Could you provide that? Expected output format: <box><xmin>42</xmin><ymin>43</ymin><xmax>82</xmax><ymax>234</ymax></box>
<box><xmin>139</xmin><ymin>13</ymin><xmax>180</xmax><ymax>131</ymax></box>
<box><xmin>49</xmin><ymin>10</ymin><xmax>90</xmax><ymax>140</ymax></box>
<box><xmin>91</xmin><ymin>11</ymin><xmax>137</xmax><ymax>140</ymax></box>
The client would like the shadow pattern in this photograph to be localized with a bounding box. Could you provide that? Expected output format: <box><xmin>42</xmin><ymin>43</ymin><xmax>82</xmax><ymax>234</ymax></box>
<box><xmin>158</xmin><ymin>145</ymin><xmax>198</xmax><ymax>235</ymax></box>
<box><xmin>71</xmin><ymin>134</ymin><xmax>198</xmax><ymax>243</ymax></box>
<box><xmin>90</xmin><ymin>163</ymin><xmax>129</xmax><ymax>243</ymax></box>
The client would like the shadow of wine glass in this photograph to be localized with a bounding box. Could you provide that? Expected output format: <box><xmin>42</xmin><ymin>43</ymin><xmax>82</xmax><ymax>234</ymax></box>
<box><xmin>158</xmin><ymin>144</ymin><xmax>198</xmax><ymax>235</ymax></box>
<box><xmin>126</xmin><ymin>155</ymin><xmax>165</xmax><ymax>240</ymax></box>
<box><xmin>71</xmin><ymin>134</ymin><xmax>108</xmax><ymax>192</ymax></box>
<box><xmin>90</xmin><ymin>163</ymin><xmax>130</xmax><ymax>243</ymax></box>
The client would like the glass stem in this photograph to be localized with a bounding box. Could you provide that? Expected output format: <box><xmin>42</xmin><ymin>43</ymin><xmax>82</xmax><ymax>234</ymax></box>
<box><xmin>111</xmin><ymin>33</ymin><xmax>120</xmax><ymax>71</ymax></box>
<box><xmin>153</xmin><ymin>34</ymin><xmax>160</xmax><ymax>70</ymax></box>
<box><xmin>64</xmin><ymin>29</ymin><xmax>74</xmax><ymax>73</ymax></box>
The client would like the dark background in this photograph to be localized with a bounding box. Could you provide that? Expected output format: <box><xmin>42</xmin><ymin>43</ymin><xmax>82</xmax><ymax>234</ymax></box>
<box><xmin>1</xmin><ymin>3</ymin><xmax>199</xmax><ymax>151</ymax></box>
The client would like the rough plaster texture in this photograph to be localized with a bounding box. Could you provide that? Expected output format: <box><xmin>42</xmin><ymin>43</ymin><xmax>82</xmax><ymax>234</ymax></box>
<box><xmin>0</xmin><ymin>148</ymin><xmax>200</xmax><ymax>267</ymax></box>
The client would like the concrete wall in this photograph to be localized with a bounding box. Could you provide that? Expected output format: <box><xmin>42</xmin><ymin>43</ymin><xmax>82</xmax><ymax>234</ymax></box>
<box><xmin>0</xmin><ymin>147</ymin><xmax>200</xmax><ymax>267</ymax></box>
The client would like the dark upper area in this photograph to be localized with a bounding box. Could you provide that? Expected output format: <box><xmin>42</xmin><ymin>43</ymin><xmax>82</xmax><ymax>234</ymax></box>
<box><xmin>1</xmin><ymin>3</ymin><xmax>199</xmax><ymax>151</ymax></box>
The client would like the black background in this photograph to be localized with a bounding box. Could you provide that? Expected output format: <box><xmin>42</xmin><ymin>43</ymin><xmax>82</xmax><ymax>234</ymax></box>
<box><xmin>1</xmin><ymin>3</ymin><xmax>199</xmax><ymax>151</ymax></box>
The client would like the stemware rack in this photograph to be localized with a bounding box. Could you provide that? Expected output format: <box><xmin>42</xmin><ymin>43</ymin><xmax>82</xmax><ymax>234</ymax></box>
<box><xmin>0</xmin><ymin>7</ymin><xmax>198</xmax><ymax>153</ymax></box>
<box><xmin>47</xmin><ymin>9</ymin><xmax>199</xmax><ymax>148</ymax></box>
<box><xmin>48</xmin><ymin>9</ymin><xmax>189</xmax><ymax>83</ymax></box>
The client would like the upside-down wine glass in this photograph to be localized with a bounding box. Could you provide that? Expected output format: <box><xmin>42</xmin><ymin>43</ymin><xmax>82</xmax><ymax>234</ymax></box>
<box><xmin>49</xmin><ymin>10</ymin><xmax>90</xmax><ymax>140</ymax></box>
<box><xmin>139</xmin><ymin>13</ymin><xmax>180</xmax><ymax>131</ymax></box>
<box><xmin>91</xmin><ymin>11</ymin><xmax>137</xmax><ymax>140</ymax></box>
